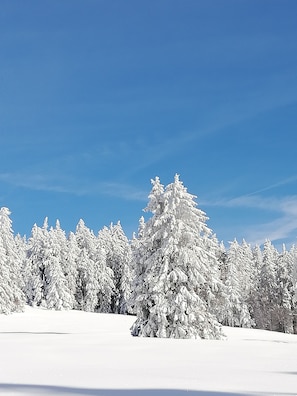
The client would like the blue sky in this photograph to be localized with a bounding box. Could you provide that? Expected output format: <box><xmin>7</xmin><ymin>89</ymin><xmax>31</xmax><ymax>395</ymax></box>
<box><xmin>1</xmin><ymin>0</ymin><xmax>297</xmax><ymax>248</ymax></box>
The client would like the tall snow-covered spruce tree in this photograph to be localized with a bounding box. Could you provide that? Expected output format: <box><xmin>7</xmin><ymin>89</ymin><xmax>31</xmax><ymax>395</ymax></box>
<box><xmin>131</xmin><ymin>175</ymin><xmax>224</xmax><ymax>339</ymax></box>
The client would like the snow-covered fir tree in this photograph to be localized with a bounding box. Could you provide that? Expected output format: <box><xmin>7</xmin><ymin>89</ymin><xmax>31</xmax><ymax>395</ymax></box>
<box><xmin>250</xmin><ymin>244</ymin><xmax>263</xmax><ymax>325</ymax></box>
<box><xmin>65</xmin><ymin>231</ymin><xmax>80</xmax><ymax>306</ymax></box>
<box><xmin>251</xmin><ymin>244</ymin><xmax>263</xmax><ymax>290</ymax></box>
<box><xmin>0</xmin><ymin>207</ymin><xmax>25</xmax><ymax>314</ymax></box>
<box><xmin>24</xmin><ymin>218</ymin><xmax>72</xmax><ymax>310</ymax></box>
<box><xmin>218</xmin><ymin>239</ymin><xmax>253</xmax><ymax>328</ymax></box>
<box><xmin>256</xmin><ymin>239</ymin><xmax>279</xmax><ymax>330</ymax></box>
<box><xmin>14</xmin><ymin>233</ymin><xmax>27</xmax><ymax>294</ymax></box>
<box><xmin>75</xmin><ymin>219</ymin><xmax>114</xmax><ymax>312</ymax></box>
<box><xmin>291</xmin><ymin>245</ymin><xmax>297</xmax><ymax>333</ymax></box>
<box><xmin>51</xmin><ymin>221</ymin><xmax>77</xmax><ymax>309</ymax></box>
<box><xmin>240</xmin><ymin>239</ymin><xmax>257</xmax><ymax>313</ymax></box>
<box><xmin>24</xmin><ymin>222</ymin><xmax>47</xmax><ymax>306</ymax></box>
<box><xmin>99</xmin><ymin>221</ymin><xmax>132</xmax><ymax>314</ymax></box>
<box><xmin>94</xmin><ymin>235</ymin><xmax>114</xmax><ymax>313</ymax></box>
<box><xmin>42</xmin><ymin>225</ymin><xmax>73</xmax><ymax>310</ymax></box>
<box><xmin>129</xmin><ymin>216</ymin><xmax>146</xmax><ymax>314</ymax></box>
<box><xmin>0</xmin><ymin>237</ymin><xmax>12</xmax><ymax>314</ymax></box>
<box><xmin>75</xmin><ymin>219</ymin><xmax>100</xmax><ymax>311</ymax></box>
<box><xmin>273</xmin><ymin>245</ymin><xmax>295</xmax><ymax>333</ymax></box>
<box><xmin>131</xmin><ymin>175</ymin><xmax>224</xmax><ymax>339</ymax></box>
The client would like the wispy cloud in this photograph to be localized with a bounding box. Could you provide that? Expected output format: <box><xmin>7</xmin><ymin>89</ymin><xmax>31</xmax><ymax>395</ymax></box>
<box><xmin>0</xmin><ymin>172</ymin><xmax>147</xmax><ymax>202</ymax></box>
<box><xmin>245</xmin><ymin>215</ymin><xmax>297</xmax><ymax>247</ymax></box>
<box><xmin>123</xmin><ymin>132</ymin><xmax>199</xmax><ymax>176</ymax></box>
<box><xmin>226</xmin><ymin>195</ymin><xmax>297</xmax><ymax>245</ymax></box>
<box><xmin>0</xmin><ymin>172</ymin><xmax>74</xmax><ymax>194</ymax></box>
<box><xmin>95</xmin><ymin>182</ymin><xmax>147</xmax><ymax>201</ymax></box>
<box><xmin>243</xmin><ymin>176</ymin><xmax>297</xmax><ymax>197</ymax></box>
<box><xmin>204</xmin><ymin>175</ymin><xmax>297</xmax><ymax>246</ymax></box>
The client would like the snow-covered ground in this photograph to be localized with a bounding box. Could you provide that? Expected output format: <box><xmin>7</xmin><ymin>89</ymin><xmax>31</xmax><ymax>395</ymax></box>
<box><xmin>0</xmin><ymin>307</ymin><xmax>296</xmax><ymax>396</ymax></box>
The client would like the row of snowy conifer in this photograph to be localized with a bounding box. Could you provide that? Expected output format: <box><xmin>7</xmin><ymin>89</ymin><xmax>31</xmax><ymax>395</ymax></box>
<box><xmin>0</xmin><ymin>175</ymin><xmax>296</xmax><ymax>338</ymax></box>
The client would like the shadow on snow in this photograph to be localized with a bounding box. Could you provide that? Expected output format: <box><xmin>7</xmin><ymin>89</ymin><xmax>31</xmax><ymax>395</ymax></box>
<box><xmin>0</xmin><ymin>384</ymin><xmax>296</xmax><ymax>396</ymax></box>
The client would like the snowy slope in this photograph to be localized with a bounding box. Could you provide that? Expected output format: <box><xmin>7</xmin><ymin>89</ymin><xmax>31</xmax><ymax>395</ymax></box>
<box><xmin>0</xmin><ymin>307</ymin><xmax>296</xmax><ymax>396</ymax></box>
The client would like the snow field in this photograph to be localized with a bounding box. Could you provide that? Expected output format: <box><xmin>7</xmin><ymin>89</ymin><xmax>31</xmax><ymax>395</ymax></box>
<box><xmin>0</xmin><ymin>307</ymin><xmax>297</xmax><ymax>396</ymax></box>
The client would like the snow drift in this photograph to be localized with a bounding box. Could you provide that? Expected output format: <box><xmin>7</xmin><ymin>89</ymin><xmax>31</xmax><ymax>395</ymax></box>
<box><xmin>0</xmin><ymin>307</ymin><xmax>296</xmax><ymax>396</ymax></box>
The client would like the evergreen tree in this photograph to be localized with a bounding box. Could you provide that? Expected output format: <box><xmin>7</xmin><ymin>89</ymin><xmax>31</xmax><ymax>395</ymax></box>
<box><xmin>75</xmin><ymin>220</ymin><xmax>114</xmax><ymax>312</ymax></box>
<box><xmin>65</xmin><ymin>231</ymin><xmax>80</xmax><ymax>307</ymax></box>
<box><xmin>25</xmin><ymin>219</ymin><xmax>72</xmax><ymax>310</ymax></box>
<box><xmin>256</xmin><ymin>239</ymin><xmax>278</xmax><ymax>330</ymax></box>
<box><xmin>51</xmin><ymin>221</ymin><xmax>77</xmax><ymax>309</ymax></box>
<box><xmin>100</xmin><ymin>222</ymin><xmax>132</xmax><ymax>314</ymax></box>
<box><xmin>240</xmin><ymin>239</ymin><xmax>256</xmax><ymax>325</ymax></box>
<box><xmin>131</xmin><ymin>175</ymin><xmax>223</xmax><ymax>339</ymax></box>
<box><xmin>218</xmin><ymin>239</ymin><xmax>253</xmax><ymax>328</ymax></box>
<box><xmin>129</xmin><ymin>216</ymin><xmax>145</xmax><ymax>314</ymax></box>
<box><xmin>43</xmin><ymin>225</ymin><xmax>72</xmax><ymax>310</ymax></box>
<box><xmin>0</xmin><ymin>237</ymin><xmax>16</xmax><ymax>314</ymax></box>
<box><xmin>291</xmin><ymin>245</ymin><xmax>297</xmax><ymax>333</ymax></box>
<box><xmin>251</xmin><ymin>244</ymin><xmax>263</xmax><ymax>326</ymax></box>
<box><xmin>94</xmin><ymin>237</ymin><xmax>114</xmax><ymax>313</ymax></box>
<box><xmin>14</xmin><ymin>233</ymin><xmax>27</xmax><ymax>295</ymax></box>
<box><xmin>274</xmin><ymin>246</ymin><xmax>295</xmax><ymax>333</ymax></box>
<box><xmin>24</xmin><ymin>222</ymin><xmax>46</xmax><ymax>306</ymax></box>
<box><xmin>75</xmin><ymin>219</ymin><xmax>99</xmax><ymax>311</ymax></box>
<box><xmin>0</xmin><ymin>207</ymin><xmax>25</xmax><ymax>313</ymax></box>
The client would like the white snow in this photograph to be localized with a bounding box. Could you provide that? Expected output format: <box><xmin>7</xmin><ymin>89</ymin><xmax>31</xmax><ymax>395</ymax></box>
<box><xmin>0</xmin><ymin>306</ymin><xmax>296</xmax><ymax>396</ymax></box>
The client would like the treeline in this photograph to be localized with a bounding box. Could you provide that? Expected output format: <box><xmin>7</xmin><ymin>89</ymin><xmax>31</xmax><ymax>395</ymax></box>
<box><xmin>0</xmin><ymin>175</ymin><xmax>296</xmax><ymax>338</ymax></box>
